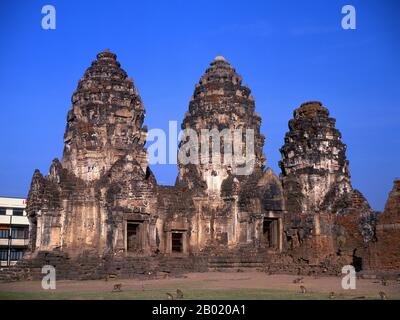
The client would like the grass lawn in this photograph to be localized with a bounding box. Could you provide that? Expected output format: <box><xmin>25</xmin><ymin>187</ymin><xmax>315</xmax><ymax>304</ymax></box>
<box><xmin>1</xmin><ymin>273</ymin><xmax>398</xmax><ymax>300</ymax></box>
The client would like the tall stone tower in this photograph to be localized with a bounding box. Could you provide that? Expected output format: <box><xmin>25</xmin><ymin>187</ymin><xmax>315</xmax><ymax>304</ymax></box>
<box><xmin>26</xmin><ymin>50</ymin><xmax>158</xmax><ymax>256</ymax></box>
<box><xmin>62</xmin><ymin>50</ymin><xmax>148</xmax><ymax>181</ymax></box>
<box><xmin>177</xmin><ymin>56</ymin><xmax>265</xmax><ymax>195</ymax></box>
<box><xmin>173</xmin><ymin>56</ymin><xmax>284</xmax><ymax>252</ymax></box>
<box><xmin>279</xmin><ymin>101</ymin><xmax>352</xmax><ymax>214</ymax></box>
<box><xmin>279</xmin><ymin>101</ymin><xmax>354</xmax><ymax>264</ymax></box>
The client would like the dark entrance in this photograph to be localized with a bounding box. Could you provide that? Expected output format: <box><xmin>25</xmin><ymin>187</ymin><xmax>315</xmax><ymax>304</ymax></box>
<box><xmin>172</xmin><ymin>232</ymin><xmax>183</xmax><ymax>253</ymax></box>
<box><xmin>127</xmin><ymin>222</ymin><xmax>141</xmax><ymax>252</ymax></box>
<box><xmin>262</xmin><ymin>218</ymin><xmax>279</xmax><ymax>249</ymax></box>
<box><xmin>352</xmin><ymin>249</ymin><xmax>363</xmax><ymax>272</ymax></box>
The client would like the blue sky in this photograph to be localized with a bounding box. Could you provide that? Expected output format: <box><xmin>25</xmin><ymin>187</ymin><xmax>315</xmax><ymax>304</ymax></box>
<box><xmin>0</xmin><ymin>0</ymin><xmax>399</xmax><ymax>210</ymax></box>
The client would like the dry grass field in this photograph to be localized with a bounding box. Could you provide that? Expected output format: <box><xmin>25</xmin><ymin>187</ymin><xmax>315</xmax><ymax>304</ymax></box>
<box><xmin>0</xmin><ymin>272</ymin><xmax>399</xmax><ymax>300</ymax></box>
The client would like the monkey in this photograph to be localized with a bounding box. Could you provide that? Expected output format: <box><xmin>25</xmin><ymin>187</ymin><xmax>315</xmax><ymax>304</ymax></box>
<box><xmin>104</xmin><ymin>275</ymin><xmax>108</xmax><ymax>282</ymax></box>
<box><xmin>176</xmin><ymin>289</ymin><xmax>184</xmax><ymax>299</ymax></box>
<box><xmin>293</xmin><ymin>277</ymin><xmax>304</xmax><ymax>284</ymax></box>
<box><xmin>299</xmin><ymin>285</ymin><xmax>307</xmax><ymax>294</ymax></box>
<box><xmin>329</xmin><ymin>292</ymin><xmax>335</xmax><ymax>299</ymax></box>
<box><xmin>166</xmin><ymin>292</ymin><xmax>174</xmax><ymax>300</ymax></box>
<box><xmin>112</xmin><ymin>283</ymin><xmax>122</xmax><ymax>292</ymax></box>
<box><xmin>381</xmin><ymin>278</ymin><xmax>388</xmax><ymax>286</ymax></box>
<box><xmin>379</xmin><ymin>291</ymin><xmax>387</xmax><ymax>300</ymax></box>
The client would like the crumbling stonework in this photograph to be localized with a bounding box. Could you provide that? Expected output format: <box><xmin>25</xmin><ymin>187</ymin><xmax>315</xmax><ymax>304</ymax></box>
<box><xmin>369</xmin><ymin>179</ymin><xmax>400</xmax><ymax>271</ymax></box>
<box><xmin>174</xmin><ymin>56</ymin><xmax>283</xmax><ymax>253</ymax></box>
<box><xmin>2</xmin><ymin>51</ymin><xmax>397</xmax><ymax>281</ymax></box>
<box><xmin>26</xmin><ymin>50</ymin><xmax>158</xmax><ymax>257</ymax></box>
<box><xmin>177</xmin><ymin>55</ymin><xmax>265</xmax><ymax>193</ymax></box>
<box><xmin>279</xmin><ymin>101</ymin><xmax>377</xmax><ymax>269</ymax></box>
<box><xmin>279</xmin><ymin>102</ymin><xmax>352</xmax><ymax>214</ymax></box>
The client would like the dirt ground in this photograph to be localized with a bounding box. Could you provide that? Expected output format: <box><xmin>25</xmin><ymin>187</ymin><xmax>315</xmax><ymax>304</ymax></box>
<box><xmin>1</xmin><ymin>272</ymin><xmax>399</xmax><ymax>300</ymax></box>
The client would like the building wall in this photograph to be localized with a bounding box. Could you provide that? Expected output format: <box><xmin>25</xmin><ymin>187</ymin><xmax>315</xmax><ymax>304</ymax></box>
<box><xmin>0</xmin><ymin>197</ymin><xmax>29</xmax><ymax>266</ymax></box>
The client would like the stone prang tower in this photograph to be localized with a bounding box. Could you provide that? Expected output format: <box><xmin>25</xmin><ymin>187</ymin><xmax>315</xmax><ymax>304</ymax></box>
<box><xmin>62</xmin><ymin>50</ymin><xmax>148</xmax><ymax>181</ymax></box>
<box><xmin>177</xmin><ymin>56</ymin><xmax>266</xmax><ymax>195</ymax></box>
<box><xmin>279</xmin><ymin>101</ymin><xmax>376</xmax><ymax>267</ymax></box>
<box><xmin>279</xmin><ymin>101</ymin><xmax>352</xmax><ymax>214</ymax></box>
<box><xmin>26</xmin><ymin>50</ymin><xmax>158</xmax><ymax>257</ymax></box>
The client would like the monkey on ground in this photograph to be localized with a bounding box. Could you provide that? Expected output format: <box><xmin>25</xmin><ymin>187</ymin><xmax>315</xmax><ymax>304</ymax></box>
<box><xmin>293</xmin><ymin>277</ymin><xmax>304</xmax><ymax>284</ymax></box>
<box><xmin>166</xmin><ymin>292</ymin><xmax>174</xmax><ymax>300</ymax></box>
<box><xmin>329</xmin><ymin>292</ymin><xmax>335</xmax><ymax>299</ymax></box>
<box><xmin>112</xmin><ymin>283</ymin><xmax>122</xmax><ymax>292</ymax></box>
<box><xmin>176</xmin><ymin>289</ymin><xmax>184</xmax><ymax>299</ymax></box>
<box><xmin>299</xmin><ymin>285</ymin><xmax>307</xmax><ymax>294</ymax></box>
<box><xmin>379</xmin><ymin>291</ymin><xmax>388</xmax><ymax>300</ymax></box>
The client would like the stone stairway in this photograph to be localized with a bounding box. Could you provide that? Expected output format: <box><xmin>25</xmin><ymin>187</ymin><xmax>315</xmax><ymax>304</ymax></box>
<box><xmin>207</xmin><ymin>255</ymin><xmax>265</xmax><ymax>271</ymax></box>
<box><xmin>203</xmin><ymin>245</ymin><xmax>270</xmax><ymax>271</ymax></box>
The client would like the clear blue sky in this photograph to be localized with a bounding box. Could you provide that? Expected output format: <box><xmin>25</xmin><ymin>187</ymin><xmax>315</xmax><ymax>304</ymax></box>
<box><xmin>0</xmin><ymin>0</ymin><xmax>399</xmax><ymax>210</ymax></box>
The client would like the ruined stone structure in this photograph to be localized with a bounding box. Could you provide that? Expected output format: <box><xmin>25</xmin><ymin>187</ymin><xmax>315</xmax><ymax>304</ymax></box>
<box><xmin>369</xmin><ymin>179</ymin><xmax>400</xmax><ymax>271</ymax></box>
<box><xmin>279</xmin><ymin>102</ymin><xmax>377</xmax><ymax>270</ymax></box>
<box><xmin>27</xmin><ymin>50</ymin><xmax>158</xmax><ymax>258</ymax></box>
<box><xmin>2</xmin><ymin>50</ymin><xmax>398</xmax><ymax>281</ymax></box>
<box><xmin>174</xmin><ymin>55</ymin><xmax>283</xmax><ymax>255</ymax></box>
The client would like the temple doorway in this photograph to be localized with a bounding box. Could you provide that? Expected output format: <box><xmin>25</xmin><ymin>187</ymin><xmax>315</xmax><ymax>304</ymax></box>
<box><xmin>262</xmin><ymin>218</ymin><xmax>279</xmax><ymax>249</ymax></box>
<box><xmin>171</xmin><ymin>232</ymin><xmax>183</xmax><ymax>253</ymax></box>
<box><xmin>126</xmin><ymin>221</ymin><xmax>142</xmax><ymax>252</ymax></box>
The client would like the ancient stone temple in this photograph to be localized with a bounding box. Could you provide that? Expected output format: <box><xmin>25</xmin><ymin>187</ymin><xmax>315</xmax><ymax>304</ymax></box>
<box><xmin>3</xmin><ymin>50</ymin><xmax>397</xmax><ymax>280</ymax></box>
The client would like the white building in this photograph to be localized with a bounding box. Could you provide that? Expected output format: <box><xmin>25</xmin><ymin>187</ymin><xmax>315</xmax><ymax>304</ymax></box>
<box><xmin>0</xmin><ymin>197</ymin><xmax>29</xmax><ymax>266</ymax></box>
